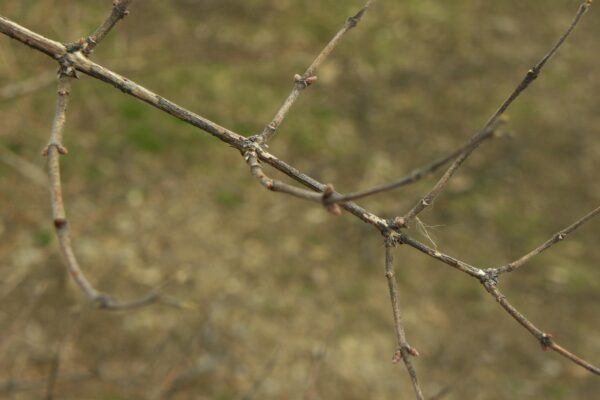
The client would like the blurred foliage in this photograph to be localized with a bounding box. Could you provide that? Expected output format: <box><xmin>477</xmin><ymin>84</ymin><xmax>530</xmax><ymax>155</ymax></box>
<box><xmin>0</xmin><ymin>1</ymin><xmax>599</xmax><ymax>399</ymax></box>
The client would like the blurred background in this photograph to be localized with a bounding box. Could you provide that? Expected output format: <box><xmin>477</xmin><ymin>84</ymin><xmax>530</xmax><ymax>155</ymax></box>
<box><xmin>1</xmin><ymin>0</ymin><xmax>599</xmax><ymax>399</ymax></box>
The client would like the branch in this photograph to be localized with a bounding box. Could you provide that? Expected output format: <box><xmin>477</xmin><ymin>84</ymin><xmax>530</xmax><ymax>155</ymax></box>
<box><xmin>401</xmin><ymin>1</ymin><xmax>592</xmax><ymax>225</ymax></box>
<box><xmin>399</xmin><ymin>233</ymin><xmax>600</xmax><ymax>375</ymax></box>
<box><xmin>491</xmin><ymin>205</ymin><xmax>600</xmax><ymax>274</ymax></box>
<box><xmin>244</xmin><ymin>145</ymin><xmax>342</xmax><ymax>215</ymax></box>
<box><xmin>43</xmin><ymin>69</ymin><xmax>161</xmax><ymax>311</ymax></box>
<box><xmin>66</xmin><ymin>0</ymin><xmax>135</xmax><ymax>55</ymax></box>
<box><xmin>257</xmin><ymin>0</ymin><xmax>375</xmax><ymax>144</ymax></box>
<box><xmin>398</xmin><ymin>234</ymin><xmax>486</xmax><ymax>279</ymax></box>
<box><xmin>324</xmin><ymin>121</ymin><xmax>502</xmax><ymax>205</ymax></box>
<box><xmin>384</xmin><ymin>237</ymin><xmax>424</xmax><ymax>400</ymax></box>
<box><xmin>0</xmin><ymin>15</ymin><xmax>66</xmax><ymax>58</ymax></box>
<box><xmin>482</xmin><ymin>280</ymin><xmax>600</xmax><ymax>375</ymax></box>
<box><xmin>1</xmin><ymin>1</ymin><xmax>598</xmax><ymax>384</ymax></box>
<box><xmin>0</xmin><ymin>14</ymin><xmax>391</xmax><ymax>232</ymax></box>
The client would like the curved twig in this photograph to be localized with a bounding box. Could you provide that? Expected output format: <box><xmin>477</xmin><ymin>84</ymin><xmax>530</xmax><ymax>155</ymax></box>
<box><xmin>43</xmin><ymin>65</ymin><xmax>161</xmax><ymax>311</ymax></box>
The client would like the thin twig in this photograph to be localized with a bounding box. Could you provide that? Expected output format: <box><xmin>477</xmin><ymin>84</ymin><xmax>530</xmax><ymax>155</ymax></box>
<box><xmin>398</xmin><ymin>234</ymin><xmax>486</xmax><ymax>279</ymax></box>
<box><xmin>482</xmin><ymin>280</ymin><xmax>600</xmax><ymax>375</ymax></box>
<box><xmin>324</xmin><ymin>123</ymin><xmax>501</xmax><ymax>204</ymax></box>
<box><xmin>400</xmin><ymin>232</ymin><xmax>600</xmax><ymax>376</ymax></box>
<box><xmin>244</xmin><ymin>146</ymin><xmax>341</xmax><ymax>215</ymax></box>
<box><xmin>43</xmin><ymin>70</ymin><xmax>160</xmax><ymax>310</ymax></box>
<box><xmin>384</xmin><ymin>237</ymin><xmax>424</xmax><ymax>400</ymax></box>
<box><xmin>492</xmin><ymin>205</ymin><xmax>600</xmax><ymax>274</ymax></box>
<box><xmin>401</xmin><ymin>1</ymin><xmax>592</xmax><ymax>225</ymax></box>
<box><xmin>66</xmin><ymin>0</ymin><xmax>135</xmax><ymax>55</ymax></box>
<box><xmin>257</xmin><ymin>0</ymin><xmax>375</xmax><ymax>144</ymax></box>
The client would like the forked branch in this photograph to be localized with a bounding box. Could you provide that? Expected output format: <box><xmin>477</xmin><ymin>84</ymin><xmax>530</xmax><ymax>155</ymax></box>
<box><xmin>401</xmin><ymin>0</ymin><xmax>592</xmax><ymax>225</ymax></box>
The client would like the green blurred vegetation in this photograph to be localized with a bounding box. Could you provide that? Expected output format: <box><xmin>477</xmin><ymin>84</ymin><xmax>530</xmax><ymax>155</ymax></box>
<box><xmin>0</xmin><ymin>1</ymin><xmax>599</xmax><ymax>399</ymax></box>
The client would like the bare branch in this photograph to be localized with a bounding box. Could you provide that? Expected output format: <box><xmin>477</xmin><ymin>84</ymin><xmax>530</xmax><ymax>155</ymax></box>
<box><xmin>67</xmin><ymin>0</ymin><xmax>135</xmax><ymax>55</ymax></box>
<box><xmin>401</xmin><ymin>1</ymin><xmax>592</xmax><ymax>225</ymax></box>
<box><xmin>325</xmin><ymin>122</ymin><xmax>502</xmax><ymax>205</ymax></box>
<box><xmin>384</xmin><ymin>238</ymin><xmax>424</xmax><ymax>400</ymax></box>
<box><xmin>398</xmin><ymin>234</ymin><xmax>486</xmax><ymax>279</ymax></box>
<box><xmin>0</xmin><ymin>15</ymin><xmax>392</xmax><ymax>231</ymax></box>
<box><xmin>244</xmin><ymin>145</ymin><xmax>342</xmax><ymax>215</ymax></box>
<box><xmin>482</xmin><ymin>280</ymin><xmax>600</xmax><ymax>375</ymax></box>
<box><xmin>401</xmin><ymin>232</ymin><xmax>600</xmax><ymax>375</ymax></box>
<box><xmin>43</xmin><ymin>70</ymin><xmax>161</xmax><ymax>311</ymax></box>
<box><xmin>257</xmin><ymin>0</ymin><xmax>375</xmax><ymax>144</ymax></box>
<box><xmin>492</xmin><ymin>205</ymin><xmax>600</xmax><ymax>274</ymax></box>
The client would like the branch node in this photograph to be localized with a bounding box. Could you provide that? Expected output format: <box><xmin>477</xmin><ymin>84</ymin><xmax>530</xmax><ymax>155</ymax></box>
<box><xmin>392</xmin><ymin>345</ymin><xmax>420</xmax><ymax>364</ymax></box>
<box><xmin>392</xmin><ymin>216</ymin><xmax>408</xmax><ymax>229</ymax></box>
<box><xmin>479</xmin><ymin>270</ymin><xmax>499</xmax><ymax>286</ymax></box>
<box><xmin>322</xmin><ymin>184</ymin><xmax>342</xmax><ymax>216</ymax></box>
<box><xmin>42</xmin><ymin>142</ymin><xmax>69</xmax><ymax>156</ymax></box>
<box><xmin>53</xmin><ymin>218</ymin><xmax>68</xmax><ymax>229</ymax></box>
<box><xmin>94</xmin><ymin>294</ymin><xmax>114</xmax><ymax>309</ymax></box>
<box><xmin>540</xmin><ymin>333</ymin><xmax>554</xmax><ymax>351</ymax></box>
<box><xmin>526</xmin><ymin>68</ymin><xmax>539</xmax><ymax>81</ymax></box>
<box><xmin>294</xmin><ymin>74</ymin><xmax>318</xmax><ymax>88</ymax></box>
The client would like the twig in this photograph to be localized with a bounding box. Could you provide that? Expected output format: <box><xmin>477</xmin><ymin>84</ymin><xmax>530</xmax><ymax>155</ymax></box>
<box><xmin>398</xmin><ymin>234</ymin><xmax>486</xmax><ymax>279</ymax></box>
<box><xmin>384</xmin><ymin>237</ymin><xmax>424</xmax><ymax>400</ymax></box>
<box><xmin>43</xmin><ymin>68</ymin><xmax>160</xmax><ymax>310</ymax></box>
<box><xmin>401</xmin><ymin>1</ymin><xmax>592</xmax><ymax>225</ymax></box>
<box><xmin>257</xmin><ymin>0</ymin><xmax>375</xmax><ymax>144</ymax></box>
<box><xmin>66</xmin><ymin>0</ymin><xmax>135</xmax><ymax>55</ymax></box>
<box><xmin>324</xmin><ymin>123</ymin><xmax>501</xmax><ymax>204</ymax></box>
<box><xmin>492</xmin><ymin>205</ymin><xmax>600</xmax><ymax>274</ymax></box>
<box><xmin>482</xmin><ymin>280</ymin><xmax>600</xmax><ymax>375</ymax></box>
<box><xmin>400</xmin><ymin>232</ymin><xmax>600</xmax><ymax>376</ymax></box>
<box><xmin>244</xmin><ymin>146</ymin><xmax>341</xmax><ymax>215</ymax></box>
